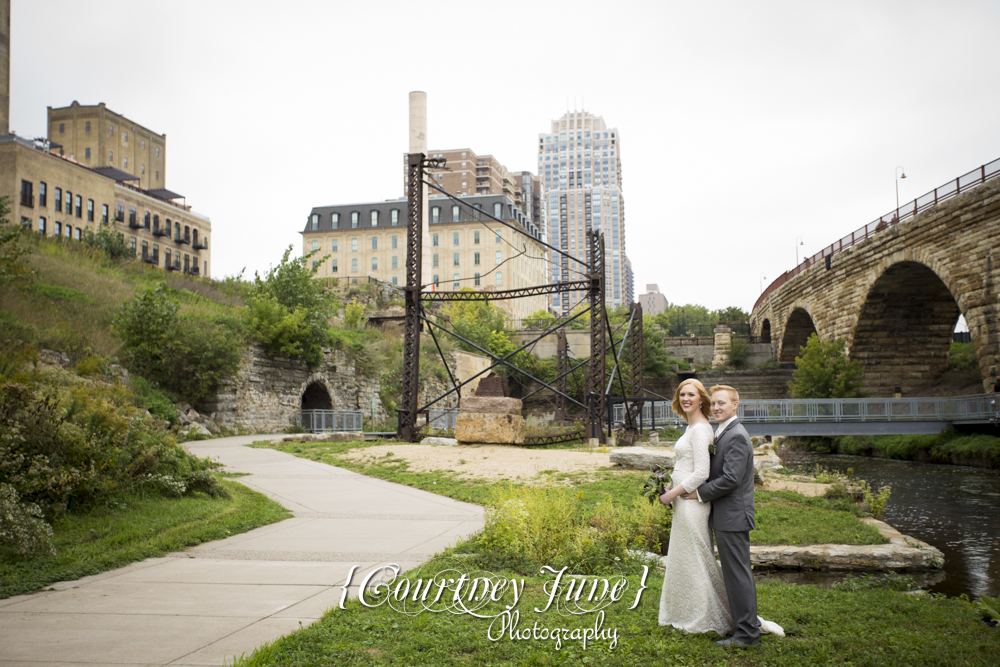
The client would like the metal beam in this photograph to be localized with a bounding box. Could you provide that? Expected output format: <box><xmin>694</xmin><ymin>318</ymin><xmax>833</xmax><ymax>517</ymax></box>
<box><xmin>421</xmin><ymin>280</ymin><xmax>589</xmax><ymax>302</ymax></box>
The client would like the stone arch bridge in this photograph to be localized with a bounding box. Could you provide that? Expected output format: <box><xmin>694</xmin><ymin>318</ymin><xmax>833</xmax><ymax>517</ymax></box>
<box><xmin>750</xmin><ymin>160</ymin><xmax>1000</xmax><ymax>396</ymax></box>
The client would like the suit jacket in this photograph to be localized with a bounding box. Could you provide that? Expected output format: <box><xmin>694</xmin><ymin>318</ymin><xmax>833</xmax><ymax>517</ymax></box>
<box><xmin>698</xmin><ymin>419</ymin><xmax>756</xmax><ymax>532</ymax></box>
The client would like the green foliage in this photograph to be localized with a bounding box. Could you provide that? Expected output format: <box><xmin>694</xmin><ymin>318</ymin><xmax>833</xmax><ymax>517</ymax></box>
<box><xmin>113</xmin><ymin>284</ymin><xmax>241</xmax><ymax>404</ymax></box>
<box><xmin>653</xmin><ymin>303</ymin><xmax>750</xmax><ymax>336</ymax></box>
<box><xmin>977</xmin><ymin>593</ymin><xmax>1000</xmax><ymax>621</ymax></box>
<box><xmin>81</xmin><ymin>224</ymin><xmax>132</xmax><ymax>260</ymax></box>
<box><xmin>788</xmin><ymin>334</ymin><xmax>866</xmax><ymax>398</ymax></box>
<box><xmin>641</xmin><ymin>315</ymin><xmax>674</xmax><ymax>378</ymax></box>
<box><xmin>245</xmin><ymin>246</ymin><xmax>335</xmax><ymax>367</ymax></box>
<box><xmin>856</xmin><ymin>479</ymin><xmax>892</xmax><ymax>519</ymax></box>
<box><xmin>0</xmin><ymin>195</ymin><xmax>33</xmax><ymax>290</ymax></box>
<box><xmin>523</xmin><ymin>308</ymin><xmax>555</xmax><ymax>328</ymax></box>
<box><xmin>0</xmin><ymin>482</ymin><xmax>54</xmax><ymax>556</ymax></box>
<box><xmin>833</xmin><ymin>572</ymin><xmax>917</xmax><ymax>592</ymax></box>
<box><xmin>343</xmin><ymin>300</ymin><xmax>365</xmax><ymax>330</ymax></box>
<box><xmin>128</xmin><ymin>375</ymin><xmax>178</xmax><ymax>424</ymax></box>
<box><xmin>948</xmin><ymin>342</ymin><xmax>979</xmax><ymax>371</ymax></box>
<box><xmin>727</xmin><ymin>337</ymin><xmax>751</xmax><ymax>368</ymax></box>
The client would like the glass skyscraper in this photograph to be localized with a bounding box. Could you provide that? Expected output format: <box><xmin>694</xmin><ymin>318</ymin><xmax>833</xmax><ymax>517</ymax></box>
<box><xmin>538</xmin><ymin>110</ymin><xmax>632</xmax><ymax>312</ymax></box>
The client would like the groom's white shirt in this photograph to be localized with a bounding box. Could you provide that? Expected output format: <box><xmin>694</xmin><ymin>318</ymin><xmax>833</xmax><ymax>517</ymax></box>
<box><xmin>696</xmin><ymin>415</ymin><xmax>739</xmax><ymax>503</ymax></box>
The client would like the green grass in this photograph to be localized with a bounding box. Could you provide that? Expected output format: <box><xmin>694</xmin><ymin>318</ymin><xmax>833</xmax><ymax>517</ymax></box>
<box><xmin>0</xmin><ymin>479</ymin><xmax>290</xmax><ymax>599</ymax></box>
<box><xmin>249</xmin><ymin>439</ymin><xmax>887</xmax><ymax>547</ymax></box>
<box><xmin>795</xmin><ymin>430</ymin><xmax>1000</xmax><ymax>467</ymax></box>
<box><xmin>229</xmin><ymin>564</ymin><xmax>999</xmax><ymax>667</ymax></box>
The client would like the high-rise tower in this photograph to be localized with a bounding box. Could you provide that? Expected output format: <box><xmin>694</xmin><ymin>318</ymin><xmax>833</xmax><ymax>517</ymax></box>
<box><xmin>538</xmin><ymin>110</ymin><xmax>632</xmax><ymax>312</ymax></box>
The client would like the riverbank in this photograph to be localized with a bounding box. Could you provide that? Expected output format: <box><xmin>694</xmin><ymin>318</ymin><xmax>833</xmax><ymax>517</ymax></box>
<box><xmin>780</xmin><ymin>430</ymin><xmax>1000</xmax><ymax>469</ymax></box>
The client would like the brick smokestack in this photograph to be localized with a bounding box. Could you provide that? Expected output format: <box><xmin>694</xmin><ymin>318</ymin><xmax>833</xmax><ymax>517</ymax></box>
<box><xmin>0</xmin><ymin>0</ymin><xmax>9</xmax><ymax>136</ymax></box>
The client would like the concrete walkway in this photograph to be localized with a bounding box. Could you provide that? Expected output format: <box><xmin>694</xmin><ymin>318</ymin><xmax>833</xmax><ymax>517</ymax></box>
<box><xmin>0</xmin><ymin>435</ymin><xmax>484</xmax><ymax>667</ymax></box>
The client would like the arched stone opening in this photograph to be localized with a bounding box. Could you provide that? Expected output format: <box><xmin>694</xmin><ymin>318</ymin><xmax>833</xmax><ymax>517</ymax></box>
<box><xmin>850</xmin><ymin>261</ymin><xmax>961</xmax><ymax>396</ymax></box>
<box><xmin>779</xmin><ymin>308</ymin><xmax>817</xmax><ymax>363</ymax></box>
<box><xmin>301</xmin><ymin>382</ymin><xmax>333</xmax><ymax>410</ymax></box>
<box><xmin>760</xmin><ymin>319</ymin><xmax>772</xmax><ymax>343</ymax></box>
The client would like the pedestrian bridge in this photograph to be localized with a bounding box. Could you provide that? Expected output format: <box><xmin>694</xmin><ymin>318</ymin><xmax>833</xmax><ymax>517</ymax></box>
<box><xmin>613</xmin><ymin>394</ymin><xmax>999</xmax><ymax>436</ymax></box>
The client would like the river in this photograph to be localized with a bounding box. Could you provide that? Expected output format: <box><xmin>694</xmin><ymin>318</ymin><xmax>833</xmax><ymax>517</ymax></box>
<box><xmin>775</xmin><ymin>449</ymin><xmax>1000</xmax><ymax>600</ymax></box>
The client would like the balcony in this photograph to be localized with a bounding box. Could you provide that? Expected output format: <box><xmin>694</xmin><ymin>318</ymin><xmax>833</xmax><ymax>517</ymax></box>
<box><xmin>174</xmin><ymin>235</ymin><xmax>190</xmax><ymax>246</ymax></box>
<box><xmin>186</xmin><ymin>266</ymin><xmax>200</xmax><ymax>276</ymax></box>
<box><xmin>192</xmin><ymin>239</ymin><xmax>208</xmax><ymax>250</ymax></box>
<box><xmin>115</xmin><ymin>211</ymin><xmax>125</xmax><ymax>222</ymax></box>
<box><xmin>166</xmin><ymin>261</ymin><xmax>181</xmax><ymax>272</ymax></box>
<box><xmin>128</xmin><ymin>216</ymin><xmax>142</xmax><ymax>229</ymax></box>
<box><xmin>142</xmin><ymin>253</ymin><xmax>159</xmax><ymax>265</ymax></box>
<box><xmin>152</xmin><ymin>227</ymin><xmax>170</xmax><ymax>238</ymax></box>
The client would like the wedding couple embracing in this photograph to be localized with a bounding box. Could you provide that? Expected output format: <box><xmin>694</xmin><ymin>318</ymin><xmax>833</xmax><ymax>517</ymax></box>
<box><xmin>657</xmin><ymin>379</ymin><xmax>783</xmax><ymax>647</ymax></box>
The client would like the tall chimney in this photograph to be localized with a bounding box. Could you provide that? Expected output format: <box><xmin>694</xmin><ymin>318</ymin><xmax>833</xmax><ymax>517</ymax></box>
<box><xmin>408</xmin><ymin>91</ymin><xmax>432</xmax><ymax>286</ymax></box>
<box><xmin>0</xmin><ymin>0</ymin><xmax>10</xmax><ymax>136</ymax></box>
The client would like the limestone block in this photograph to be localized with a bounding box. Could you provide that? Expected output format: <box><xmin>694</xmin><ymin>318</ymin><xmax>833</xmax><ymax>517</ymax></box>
<box><xmin>421</xmin><ymin>437</ymin><xmax>459</xmax><ymax>446</ymax></box>
<box><xmin>459</xmin><ymin>396</ymin><xmax>522</xmax><ymax>415</ymax></box>
<box><xmin>610</xmin><ymin>446</ymin><xmax>676</xmax><ymax>470</ymax></box>
<box><xmin>185</xmin><ymin>423</ymin><xmax>212</xmax><ymax>438</ymax></box>
<box><xmin>455</xmin><ymin>413</ymin><xmax>525</xmax><ymax>445</ymax></box>
<box><xmin>753</xmin><ymin>459</ymin><xmax>765</xmax><ymax>486</ymax></box>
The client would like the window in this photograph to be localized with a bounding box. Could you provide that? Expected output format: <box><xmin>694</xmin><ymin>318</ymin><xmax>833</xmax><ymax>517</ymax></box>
<box><xmin>351</xmin><ymin>258</ymin><xmax>358</xmax><ymax>272</ymax></box>
<box><xmin>174</xmin><ymin>221</ymin><xmax>180</xmax><ymax>238</ymax></box>
<box><xmin>331</xmin><ymin>259</ymin><xmax>338</xmax><ymax>273</ymax></box>
<box><xmin>432</xmin><ymin>233</ymin><xmax>439</xmax><ymax>246</ymax></box>
<box><xmin>452</xmin><ymin>205</ymin><xmax>460</xmax><ymax>221</ymax></box>
<box><xmin>312</xmin><ymin>260</ymin><xmax>320</xmax><ymax>270</ymax></box>
<box><xmin>453</xmin><ymin>231</ymin><xmax>459</xmax><ymax>246</ymax></box>
<box><xmin>144</xmin><ymin>211</ymin><xmax>150</xmax><ymax>229</ymax></box>
<box><xmin>155</xmin><ymin>171</ymin><xmax>159</xmax><ymax>181</ymax></box>
<box><xmin>431</xmin><ymin>207</ymin><xmax>440</xmax><ymax>223</ymax></box>
<box><xmin>391</xmin><ymin>235</ymin><xmax>397</xmax><ymax>249</ymax></box>
<box><xmin>371</xmin><ymin>210</ymin><xmax>379</xmax><ymax>226</ymax></box>
<box><xmin>85</xmin><ymin>147</ymin><xmax>91</xmax><ymax>159</ymax></box>
<box><xmin>331</xmin><ymin>239</ymin><xmax>338</xmax><ymax>252</ymax></box>
<box><xmin>392</xmin><ymin>256</ymin><xmax>398</xmax><ymax>270</ymax></box>
<box><xmin>55</xmin><ymin>221</ymin><xmax>62</xmax><ymax>236</ymax></box>
<box><xmin>156</xmin><ymin>146</ymin><xmax>160</xmax><ymax>157</ymax></box>
<box><xmin>474</xmin><ymin>252</ymin><xmax>480</xmax><ymax>266</ymax></box>
<box><xmin>66</xmin><ymin>225</ymin><xmax>72</xmax><ymax>238</ymax></box>
<box><xmin>165</xmin><ymin>249</ymin><xmax>171</xmax><ymax>267</ymax></box>
<box><xmin>310</xmin><ymin>214</ymin><xmax>319</xmax><ymax>230</ymax></box>
<box><xmin>474</xmin><ymin>273</ymin><xmax>480</xmax><ymax>286</ymax></box>
<box><xmin>433</xmin><ymin>274</ymin><xmax>439</xmax><ymax>287</ymax></box>
<box><xmin>142</xmin><ymin>140</ymin><xmax>145</xmax><ymax>149</ymax></box>
<box><xmin>496</xmin><ymin>272</ymin><xmax>503</xmax><ymax>286</ymax></box>
<box><xmin>39</xmin><ymin>217</ymin><xmax>46</xmax><ymax>234</ymax></box>
<box><xmin>109</xmin><ymin>150</ymin><xmax>113</xmax><ymax>163</ymax></box>
<box><xmin>392</xmin><ymin>276</ymin><xmax>397</xmax><ymax>285</ymax></box>
<box><xmin>453</xmin><ymin>252</ymin><xmax>459</xmax><ymax>266</ymax></box>
<box><xmin>351</xmin><ymin>211</ymin><xmax>359</xmax><ymax>228</ymax></box>
<box><xmin>311</xmin><ymin>240</ymin><xmax>320</xmax><ymax>251</ymax></box>
<box><xmin>453</xmin><ymin>274</ymin><xmax>460</xmax><ymax>289</ymax></box>
<box><xmin>109</xmin><ymin>124</ymin><xmax>114</xmax><ymax>137</ymax></box>
<box><xmin>123</xmin><ymin>131</ymin><xmax>128</xmax><ymax>143</ymax></box>
<box><xmin>75</xmin><ymin>195</ymin><xmax>82</xmax><ymax>217</ymax></box>
<box><xmin>75</xmin><ymin>228</ymin><xmax>81</xmax><ymax>241</ymax></box>
<box><xmin>123</xmin><ymin>157</ymin><xmax>127</xmax><ymax>169</ymax></box>
<box><xmin>495</xmin><ymin>250</ymin><xmax>502</xmax><ymax>265</ymax></box>
<box><xmin>473</xmin><ymin>230</ymin><xmax>479</xmax><ymax>244</ymax></box>
<box><xmin>391</xmin><ymin>209</ymin><xmax>399</xmax><ymax>226</ymax></box>
<box><xmin>129</xmin><ymin>237</ymin><xmax>136</xmax><ymax>254</ymax></box>
<box><xmin>66</xmin><ymin>191</ymin><xmax>72</xmax><ymax>213</ymax></box>
<box><xmin>494</xmin><ymin>202</ymin><xmax>502</xmax><ymax>218</ymax></box>
<box><xmin>19</xmin><ymin>180</ymin><xmax>32</xmax><ymax>207</ymax></box>
<box><xmin>102</xmin><ymin>204</ymin><xmax>108</xmax><ymax>224</ymax></box>
<box><xmin>39</xmin><ymin>182</ymin><xmax>47</xmax><ymax>207</ymax></box>
<box><xmin>141</xmin><ymin>165</ymin><xmax>145</xmax><ymax>174</ymax></box>
<box><xmin>351</xmin><ymin>238</ymin><xmax>358</xmax><ymax>251</ymax></box>
<box><xmin>55</xmin><ymin>187</ymin><xmax>62</xmax><ymax>212</ymax></box>
<box><xmin>495</xmin><ymin>231</ymin><xmax>501</xmax><ymax>244</ymax></box>
<box><xmin>372</xmin><ymin>257</ymin><xmax>378</xmax><ymax>270</ymax></box>
<box><xmin>141</xmin><ymin>240</ymin><xmax>148</xmax><ymax>259</ymax></box>
<box><xmin>87</xmin><ymin>200</ymin><xmax>94</xmax><ymax>221</ymax></box>
<box><xmin>371</xmin><ymin>237</ymin><xmax>377</xmax><ymax>250</ymax></box>
<box><xmin>332</xmin><ymin>212</ymin><xmax>339</xmax><ymax>229</ymax></box>
<box><xmin>59</xmin><ymin>123</ymin><xmax>64</xmax><ymax>134</ymax></box>
<box><xmin>433</xmin><ymin>254</ymin><xmax>439</xmax><ymax>267</ymax></box>
<box><xmin>85</xmin><ymin>121</ymin><xmax>91</xmax><ymax>133</ymax></box>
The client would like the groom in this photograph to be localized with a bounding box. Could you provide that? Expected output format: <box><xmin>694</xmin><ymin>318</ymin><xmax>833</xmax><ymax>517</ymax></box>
<box><xmin>683</xmin><ymin>384</ymin><xmax>759</xmax><ymax>647</ymax></box>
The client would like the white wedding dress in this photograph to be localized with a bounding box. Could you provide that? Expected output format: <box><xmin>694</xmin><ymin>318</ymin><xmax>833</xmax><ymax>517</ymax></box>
<box><xmin>658</xmin><ymin>422</ymin><xmax>784</xmax><ymax>637</ymax></box>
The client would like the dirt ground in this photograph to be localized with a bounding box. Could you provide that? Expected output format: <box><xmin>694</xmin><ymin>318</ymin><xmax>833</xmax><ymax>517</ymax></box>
<box><xmin>343</xmin><ymin>443</ymin><xmax>616</xmax><ymax>482</ymax></box>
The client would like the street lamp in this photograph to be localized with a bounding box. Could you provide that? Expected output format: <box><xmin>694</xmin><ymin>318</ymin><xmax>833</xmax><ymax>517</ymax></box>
<box><xmin>759</xmin><ymin>272</ymin><xmax>766</xmax><ymax>295</ymax></box>
<box><xmin>795</xmin><ymin>236</ymin><xmax>804</xmax><ymax>265</ymax></box>
<box><xmin>895</xmin><ymin>166</ymin><xmax>907</xmax><ymax>217</ymax></box>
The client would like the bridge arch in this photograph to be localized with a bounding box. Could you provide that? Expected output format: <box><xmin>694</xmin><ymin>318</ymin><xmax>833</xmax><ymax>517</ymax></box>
<box><xmin>759</xmin><ymin>318</ymin><xmax>772</xmax><ymax>343</ymax></box>
<box><xmin>300</xmin><ymin>378</ymin><xmax>333</xmax><ymax>410</ymax></box>
<box><xmin>849</xmin><ymin>260</ymin><xmax>963</xmax><ymax>396</ymax></box>
<box><xmin>779</xmin><ymin>307</ymin><xmax>818</xmax><ymax>363</ymax></box>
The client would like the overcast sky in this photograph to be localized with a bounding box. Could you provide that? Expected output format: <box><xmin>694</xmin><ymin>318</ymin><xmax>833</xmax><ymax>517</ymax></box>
<box><xmin>10</xmin><ymin>0</ymin><xmax>1000</xmax><ymax>312</ymax></box>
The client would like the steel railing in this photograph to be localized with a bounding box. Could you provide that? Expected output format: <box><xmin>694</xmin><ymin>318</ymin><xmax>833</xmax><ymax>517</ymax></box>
<box><xmin>755</xmin><ymin>157</ymin><xmax>1000</xmax><ymax>311</ymax></box>
<box><xmin>294</xmin><ymin>410</ymin><xmax>364</xmax><ymax>433</ymax></box>
<box><xmin>426</xmin><ymin>408</ymin><xmax>459</xmax><ymax>431</ymax></box>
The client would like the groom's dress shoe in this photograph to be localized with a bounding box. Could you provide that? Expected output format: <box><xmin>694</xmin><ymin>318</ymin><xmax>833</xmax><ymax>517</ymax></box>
<box><xmin>716</xmin><ymin>637</ymin><xmax>759</xmax><ymax>648</ymax></box>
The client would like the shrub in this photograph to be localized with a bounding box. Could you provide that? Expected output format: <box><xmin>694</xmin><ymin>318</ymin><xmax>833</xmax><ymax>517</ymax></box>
<box><xmin>129</xmin><ymin>375</ymin><xmax>178</xmax><ymax>424</ymax></box>
<box><xmin>0</xmin><ymin>195</ymin><xmax>33</xmax><ymax>290</ymax></box>
<box><xmin>0</xmin><ymin>482</ymin><xmax>55</xmax><ymax>556</ymax></box>
<box><xmin>789</xmin><ymin>334</ymin><xmax>866</xmax><ymax>398</ymax></box>
<box><xmin>82</xmin><ymin>224</ymin><xmax>132</xmax><ymax>260</ymax></box>
<box><xmin>343</xmin><ymin>300</ymin><xmax>365</xmax><ymax>330</ymax></box>
<box><xmin>727</xmin><ymin>338</ymin><xmax>751</xmax><ymax>368</ymax></box>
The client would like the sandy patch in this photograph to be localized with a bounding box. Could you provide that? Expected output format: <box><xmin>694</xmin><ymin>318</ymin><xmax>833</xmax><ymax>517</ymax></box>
<box><xmin>343</xmin><ymin>444</ymin><xmax>615</xmax><ymax>482</ymax></box>
<box><xmin>761</xmin><ymin>470</ymin><xmax>833</xmax><ymax>497</ymax></box>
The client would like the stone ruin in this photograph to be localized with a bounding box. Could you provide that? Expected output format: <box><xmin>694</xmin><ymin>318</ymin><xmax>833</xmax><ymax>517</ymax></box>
<box><xmin>454</xmin><ymin>375</ymin><xmax>526</xmax><ymax>445</ymax></box>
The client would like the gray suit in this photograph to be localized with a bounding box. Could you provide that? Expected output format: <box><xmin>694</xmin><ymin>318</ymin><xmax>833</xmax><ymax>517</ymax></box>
<box><xmin>697</xmin><ymin>419</ymin><xmax>759</xmax><ymax>643</ymax></box>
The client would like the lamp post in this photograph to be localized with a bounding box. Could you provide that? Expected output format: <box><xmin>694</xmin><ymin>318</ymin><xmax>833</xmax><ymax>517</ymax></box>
<box><xmin>759</xmin><ymin>272</ymin><xmax>766</xmax><ymax>295</ymax></box>
<box><xmin>895</xmin><ymin>166</ymin><xmax>907</xmax><ymax>218</ymax></box>
<box><xmin>795</xmin><ymin>236</ymin><xmax>804</xmax><ymax>265</ymax></box>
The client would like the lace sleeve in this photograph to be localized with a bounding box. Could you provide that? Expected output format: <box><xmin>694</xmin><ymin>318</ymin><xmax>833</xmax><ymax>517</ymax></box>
<box><xmin>678</xmin><ymin>424</ymin><xmax>712</xmax><ymax>493</ymax></box>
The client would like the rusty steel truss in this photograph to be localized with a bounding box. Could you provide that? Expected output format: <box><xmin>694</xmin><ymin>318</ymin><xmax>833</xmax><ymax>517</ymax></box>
<box><xmin>396</xmin><ymin>152</ymin><xmax>647</xmax><ymax>444</ymax></box>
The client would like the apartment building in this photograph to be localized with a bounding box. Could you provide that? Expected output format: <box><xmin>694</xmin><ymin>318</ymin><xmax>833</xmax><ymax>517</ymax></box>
<box><xmin>539</xmin><ymin>110</ymin><xmax>633</xmax><ymax>311</ymax></box>
<box><xmin>302</xmin><ymin>194</ymin><xmax>549</xmax><ymax>321</ymax></box>
<box><xmin>639</xmin><ymin>284</ymin><xmax>668</xmax><ymax>316</ymax></box>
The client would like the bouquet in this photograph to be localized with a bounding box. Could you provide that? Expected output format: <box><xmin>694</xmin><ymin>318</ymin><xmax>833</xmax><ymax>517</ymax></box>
<box><xmin>642</xmin><ymin>466</ymin><xmax>671</xmax><ymax>506</ymax></box>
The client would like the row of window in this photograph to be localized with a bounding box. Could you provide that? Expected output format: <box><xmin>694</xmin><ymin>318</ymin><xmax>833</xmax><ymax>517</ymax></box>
<box><xmin>309</xmin><ymin>203</ymin><xmax>518</xmax><ymax>231</ymax></box>
<box><xmin>57</xmin><ymin>121</ymin><xmax>162</xmax><ymax>156</ymax></box>
<box><xmin>308</xmin><ymin>229</ymin><xmax>505</xmax><ymax>255</ymax></box>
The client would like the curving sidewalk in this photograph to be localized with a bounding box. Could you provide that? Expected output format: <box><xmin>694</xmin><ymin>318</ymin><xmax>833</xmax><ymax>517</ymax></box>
<box><xmin>0</xmin><ymin>435</ymin><xmax>484</xmax><ymax>667</ymax></box>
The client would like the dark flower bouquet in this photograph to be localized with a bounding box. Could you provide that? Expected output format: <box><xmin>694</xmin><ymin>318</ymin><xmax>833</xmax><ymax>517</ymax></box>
<box><xmin>642</xmin><ymin>466</ymin><xmax>672</xmax><ymax>506</ymax></box>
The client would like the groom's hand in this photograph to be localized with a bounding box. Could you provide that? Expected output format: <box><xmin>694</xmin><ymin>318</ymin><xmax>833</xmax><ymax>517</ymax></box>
<box><xmin>681</xmin><ymin>491</ymin><xmax>699</xmax><ymax>500</ymax></box>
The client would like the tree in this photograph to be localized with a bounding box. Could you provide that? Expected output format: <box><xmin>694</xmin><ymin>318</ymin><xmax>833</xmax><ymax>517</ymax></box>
<box><xmin>0</xmin><ymin>196</ymin><xmax>33</xmax><ymax>290</ymax></box>
<box><xmin>244</xmin><ymin>246</ymin><xmax>335</xmax><ymax>367</ymax></box>
<box><xmin>788</xmin><ymin>334</ymin><xmax>867</xmax><ymax>398</ymax></box>
<box><xmin>727</xmin><ymin>338</ymin><xmax>751</xmax><ymax>368</ymax></box>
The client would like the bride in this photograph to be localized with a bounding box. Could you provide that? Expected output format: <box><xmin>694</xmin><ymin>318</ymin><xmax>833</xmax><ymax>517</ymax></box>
<box><xmin>656</xmin><ymin>378</ymin><xmax>783</xmax><ymax>639</ymax></box>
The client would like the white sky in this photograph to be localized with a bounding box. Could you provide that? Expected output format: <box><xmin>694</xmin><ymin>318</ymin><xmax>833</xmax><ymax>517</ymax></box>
<box><xmin>10</xmin><ymin>0</ymin><xmax>1000</xmax><ymax>312</ymax></box>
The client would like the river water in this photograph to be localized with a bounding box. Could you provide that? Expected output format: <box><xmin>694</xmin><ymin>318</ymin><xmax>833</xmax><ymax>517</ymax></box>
<box><xmin>775</xmin><ymin>449</ymin><xmax>1000</xmax><ymax>599</ymax></box>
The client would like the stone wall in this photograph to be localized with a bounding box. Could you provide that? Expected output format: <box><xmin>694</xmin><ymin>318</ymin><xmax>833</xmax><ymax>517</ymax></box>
<box><xmin>209</xmin><ymin>344</ymin><xmax>481</xmax><ymax>433</ymax></box>
<box><xmin>751</xmin><ymin>178</ymin><xmax>1000</xmax><ymax>395</ymax></box>
<box><xmin>647</xmin><ymin>369</ymin><xmax>794</xmax><ymax>402</ymax></box>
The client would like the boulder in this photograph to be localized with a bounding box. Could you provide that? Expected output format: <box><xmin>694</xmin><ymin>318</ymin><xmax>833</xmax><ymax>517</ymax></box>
<box><xmin>754</xmin><ymin>459</ymin><xmax>765</xmax><ymax>486</ymax></box>
<box><xmin>610</xmin><ymin>446</ymin><xmax>676</xmax><ymax>470</ymax></box>
<box><xmin>459</xmin><ymin>396</ymin><xmax>522</xmax><ymax>415</ymax></box>
<box><xmin>421</xmin><ymin>436</ymin><xmax>459</xmax><ymax>446</ymax></box>
<box><xmin>185</xmin><ymin>423</ymin><xmax>212</xmax><ymax>438</ymax></box>
<box><xmin>455</xmin><ymin>413</ymin><xmax>525</xmax><ymax>445</ymax></box>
